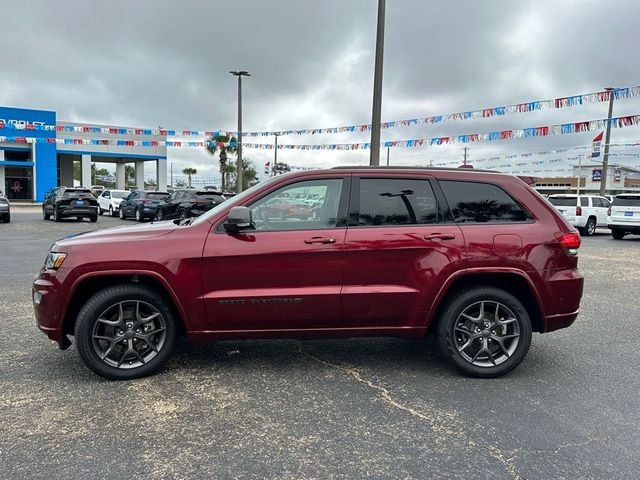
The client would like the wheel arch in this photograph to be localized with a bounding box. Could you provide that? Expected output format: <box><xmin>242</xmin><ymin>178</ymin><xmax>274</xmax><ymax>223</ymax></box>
<box><xmin>427</xmin><ymin>270</ymin><xmax>544</xmax><ymax>333</ymax></box>
<box><xmin>62</xmin><ymin>272</ymin><xmax>188</xmax><ymax>338</ymax></box>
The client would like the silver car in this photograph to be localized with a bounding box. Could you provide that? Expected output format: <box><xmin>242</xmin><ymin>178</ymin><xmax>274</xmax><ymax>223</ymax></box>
<box><xmin>0</xmin><ymin>195</ymin><xmax>10</xmax><ymax>223</ymax></box>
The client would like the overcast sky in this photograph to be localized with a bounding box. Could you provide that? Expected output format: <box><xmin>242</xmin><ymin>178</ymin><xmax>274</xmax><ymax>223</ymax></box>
<box><xmin>1</xmin><ymin>0</ymin><xmax>639</xmax><ymax>182</ymax></box>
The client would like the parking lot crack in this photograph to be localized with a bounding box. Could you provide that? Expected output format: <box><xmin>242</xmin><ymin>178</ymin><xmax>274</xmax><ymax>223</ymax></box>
<box><xmin>297</xmin><ymin>344</ymin><xmax>522</xmax><ymax>480</ymax></box>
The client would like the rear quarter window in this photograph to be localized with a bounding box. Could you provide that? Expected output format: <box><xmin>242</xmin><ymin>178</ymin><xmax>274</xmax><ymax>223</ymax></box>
<box><xmin>548</xmin><ymin>197</ymin><xmax>577</xmax><ymax>207</ymax></box>
<box><xmin>440</xmin><ymin>180</ymin><xmax>531</xmax><ymax>223</ymax></box>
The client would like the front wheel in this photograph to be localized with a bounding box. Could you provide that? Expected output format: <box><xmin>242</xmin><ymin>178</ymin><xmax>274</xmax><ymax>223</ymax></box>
<box><xmin>436</xmin><ymin>287</ymin><xmax>532</xmax><ymax>378</ymax></box>
<box><xmin>109</xmin><ymin>205</ymin><xmax>114</xmax><ymax>217</ymax></box>
<box><xmin>119</xmin><ymin>208</ymin><xmax>125</xmax><ymax>220</ymax></box>
<box><xmin>135</xmin><ymin>208</ymin><xmax>144</xmax><ymax>222</ymax></box>
<box><xmin>74</xmin><ymin>284</ymin><xmax>177</xmax><ymax>380</ymax></box>
<box><xmin>98</xmin><ymin>206</ymin><xmax>103</xmax><ymax>216</ymax></box>
<box><xmin>43</xmin><ymin>208</ymin><xmax>50</xmax><ymax>221</ymax></box>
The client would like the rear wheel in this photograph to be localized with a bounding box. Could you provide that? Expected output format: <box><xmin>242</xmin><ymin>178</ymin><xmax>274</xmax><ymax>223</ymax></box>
<box><xmin>89</xmin><ymin>213</ymin><xmax>98</xmax><ymax>223</ymax></box>
<box><xmin>119</xmin><ymin>208</ymin><xmax>125</xmax><ymax>220</ymax></box>
<box><xmin>1</xmin><ymin>213</ymin><xmax>9</xmax><ymax>223</ymax></box>
<box><xmin>612</xmin><ymin>229</ymin><xmax>625</xmax><ymax>240</ymax></box>
<box><xmin>53</xmin><ymin>208</ymin><xmax>61</xmax><ymax>222</ymax></box>
<box><xmin>109</xmin><ymin>205</ymin><xmax>114</xmax><ymax>217</ymax></box>
<box><xmin>178</xmin><ymin>208</ymin><xmax>187</xmax><ymax>220</ymax></box>
<box><xmin>43</xmin><ymin>208</ymin><xmax>50</xmax><ymax>221</ymax></box>
<box><xmin>437</xmin><ymin>287</ymin><xmax>532</xmax><ymax>378</ymax></box>
<box><xmin>98</xmin><ymin>206</ymin><xmax>103</xmax><ymax>216</ymax></box>
<box><xmin>155</xmin><ymin>208</ymin><xmax>164</xmax><ymax>221</ymax></box>
<box><xmin>581</xmin><ymin>217</ymin><xmax>596</xmax><ymax>236</ymax></box>
<box><xmin>74</xmin><ymin>284</ymin><xmax>177</xmax><ymax>380</ymax></box>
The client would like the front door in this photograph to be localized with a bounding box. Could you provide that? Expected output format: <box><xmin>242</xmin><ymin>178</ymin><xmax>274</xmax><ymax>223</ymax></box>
<box><xmin>341</xmin><ymin>175</ymin><xmax>465</xmax><ymax>330</ymax></box>
<box><xmin>201</xmin><ymin>176</ymin><xmax>349</xmax><ymax>333</ymax></box>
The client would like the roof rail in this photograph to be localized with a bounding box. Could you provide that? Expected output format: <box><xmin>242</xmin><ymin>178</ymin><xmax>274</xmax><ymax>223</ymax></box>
<box><xmin>330</xmin><ymin>165</ymin><xmax>498</xmax><ymax>173</ymax></box>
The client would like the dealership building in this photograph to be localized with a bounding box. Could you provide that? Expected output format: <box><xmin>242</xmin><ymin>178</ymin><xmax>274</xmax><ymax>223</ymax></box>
<box><xmin>0</xmin><ymin>106</ymin><xmax>167</xmax><ymax>202</ymax></box>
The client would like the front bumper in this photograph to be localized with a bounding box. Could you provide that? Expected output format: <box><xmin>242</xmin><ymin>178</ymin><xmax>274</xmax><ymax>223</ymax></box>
<box><xmin>32</xmin><ymin>268</ymin><xmax>74</xmax><ymax>344</ymax></box>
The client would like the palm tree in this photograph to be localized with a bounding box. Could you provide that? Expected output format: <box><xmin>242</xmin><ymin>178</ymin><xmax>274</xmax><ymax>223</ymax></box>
<box><xmin>182</xmin><ymin>168</ymin><xmax>197</xmax><ymax>188</ymax></box>
<box><xmin>205</xmin><ymin>134</ymin><xmax>238</xmax><ymax>192</ymax></box>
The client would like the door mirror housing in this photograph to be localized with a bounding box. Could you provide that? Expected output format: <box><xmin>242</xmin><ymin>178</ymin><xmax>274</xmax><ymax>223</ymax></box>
<box><xmin>224</xmin><ymin>206</ymin><xmax>253</xmax><ymax>232</ymax></box>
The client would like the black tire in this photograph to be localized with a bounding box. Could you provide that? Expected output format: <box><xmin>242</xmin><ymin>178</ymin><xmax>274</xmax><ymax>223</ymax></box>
<box><xmin>98</xmin><ymin>207</ymin><xmax>103</xmax><ymax>216</ymax></box>
<box><xmin>119</xmin><ymin>207</ymin><xmax>125</xmax><ymax>220</ymax></box>
<box><xmin>74</xmin><ymin>284</ymin><xmax>177</xmax><ymax>380</ymax></box>
<box><xmin>135</xmin><ymin>208</ymin><xmax>144</xmax><ymax>222</ymax></box>
<box><xmin>89</xmin><ymin>214</ymin><xmax>98</xmax><ymax>223</ymax></box>
<box><xmin>582</xmin><ymin>217</ymin><xmax>596</xmax><ymax>236</ymax></box>
<box><xmin>436</xmin><ymin>287</ymin><xmax>532</xmax><ymax>378</ymax></box>
<box><xmin>612</xmin><ymin>229</ymin><xmax>625</xmax><ymax>240</ymax></box>
<box><xmin>109</xmin><ymin>205</ymin><xmax>114</xmax><ymax>217</ymax></box>
<box><xmin>155</xmin><ymin>209</ymin><xmax>164</xmax><ymax>221</ymax></box>
<box><xmin>178</xmin><ymin>208</ymin><xmax>187</xmax><ymax>220</ymax></box>
<box><xmin>2</xmin><ymin>213</ymin><xmax>9</xmax><ymax>223</ymax></box>
<box><xmin>53</xmin><ymin>208</ymin><xmax>61</xmax><ymax>222</ymax></box>
<box><xmin>43</xmin><ymin>208</ymin><xmax>50</xmax><ymax>221</ymax></box>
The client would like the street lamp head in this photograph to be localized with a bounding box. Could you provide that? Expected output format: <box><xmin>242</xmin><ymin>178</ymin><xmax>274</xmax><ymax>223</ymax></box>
<box><xmin>229</xmin><ymin>70</ymin><xmax>251</xmax><ymax>77</ymax></box>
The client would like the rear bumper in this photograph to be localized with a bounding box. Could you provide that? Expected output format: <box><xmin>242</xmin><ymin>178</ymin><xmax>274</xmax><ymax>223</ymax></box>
<box><xmin>540</xmin><ymin>268</ymin><xmax>584</xmax><ymax>333</ymax></box>
<box><xmin>58</xmin><ymin>206</ymin><xmax>98</xmax><ymax>218</ymax></box>
<box><xmin>608</xmin><ymin>222</ymin><xmax>640</xmax><ymax>233</ymax></box>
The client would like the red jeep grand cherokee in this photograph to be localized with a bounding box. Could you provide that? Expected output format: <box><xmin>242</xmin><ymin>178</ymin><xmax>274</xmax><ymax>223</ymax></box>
<box><xmin>33</xmin><ymin>167</ymin><xmax>583</xmax><ymax>380</ymax></box>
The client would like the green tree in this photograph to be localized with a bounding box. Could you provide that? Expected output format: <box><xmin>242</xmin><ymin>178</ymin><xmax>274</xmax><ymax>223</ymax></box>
<box><xmin>205</xmin><ymin>135</ymin><xmax>238</xmax><ymax>192</ymax></box>
<box><xmin>125</xmin><ymin>165</ymin><xmax>135</xmax><ymax>187</ymax></box>
<box><xmin>182</xmin><ymin>167</ymin><xmax>197</xmax><ymax>188</ymax></box>
<box><xmin>226</xmin><ymin>159</ymin><xmax>257</xmax><ymax>192</ymax></box>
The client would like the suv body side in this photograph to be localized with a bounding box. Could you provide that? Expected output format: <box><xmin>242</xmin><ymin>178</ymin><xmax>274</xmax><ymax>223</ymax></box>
<box><xmin>547</xmin><ymin>194</ymin><xmax>610</xmax><ymax>233</ymax></box>
<box><xmin>34</xmin><ymin>169</ymin><xmax>583</xmax><ymax>346</ymax></box>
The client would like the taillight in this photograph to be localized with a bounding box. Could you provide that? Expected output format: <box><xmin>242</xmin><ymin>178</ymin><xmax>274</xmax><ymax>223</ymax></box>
<box><xmin>576</xmin><ymin>206</ymin><xmax>582</xmax><ymax>216</ymax></box>
<box><xmin>556</xmin><ymin>231</ymin><xmax>581</xmax><ymax>255</ymax></box>
<box><xmin>143</xmin><ymin>199</ymin><xmax>152</xmax><ymax>205</ymax></box>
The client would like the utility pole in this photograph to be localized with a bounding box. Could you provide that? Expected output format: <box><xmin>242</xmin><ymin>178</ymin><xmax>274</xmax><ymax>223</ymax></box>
<box><xmin>386</xmin><ymin>146</ymin><xmax>390</xmax><ymax>166</ymax></box>
<box><xmin>599</xmin><ymin>87</ymin><xmax>615</xmax><ymax>196</ymax></box>
<box><xmin>230</xmin><ymin>70</ymin><xmax>251</xmax><ymax>193</ymax></box>
<box><xmin>273</xmin><ymin>133</ymin><xmax>279</xmax><ymax>176</ymax></box>
<box><xmin>369</xmin><ymin>0</ymin><xmax>386</xmax><ymax>166</ymax></box>
<box><xmin>463</xmin><ymin>147</ymin><xmax>468</xmax><ymax>166</ymax></box>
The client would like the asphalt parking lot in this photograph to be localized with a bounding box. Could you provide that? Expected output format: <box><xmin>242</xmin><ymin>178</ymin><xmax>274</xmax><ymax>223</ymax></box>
<box><xmin>1</xmin><ymin>207</ymin><xmax>639</xmax><ymax>480</ymax></box>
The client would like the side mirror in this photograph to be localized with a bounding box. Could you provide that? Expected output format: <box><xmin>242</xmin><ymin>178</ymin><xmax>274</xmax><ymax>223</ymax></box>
<box><xmin>224</xmin><ymin>206</ymin><xmax>253</xmax><ymax>232</ymax></box>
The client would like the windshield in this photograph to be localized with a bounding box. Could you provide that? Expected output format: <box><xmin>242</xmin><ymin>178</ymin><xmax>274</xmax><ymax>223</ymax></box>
<box><xmin>191</xmin><ymin>177</ymin><xmax>280</xmax><ymax>226</ymax></box>
<box><xmin>548</xmin><ymin>197</ymin><xmax>577</xmax><ymax>207</ymax></box>
<box><xmin>147</xmin><ymin>192</ymin><xmax>170</xmax><ymax>200</ymax></box>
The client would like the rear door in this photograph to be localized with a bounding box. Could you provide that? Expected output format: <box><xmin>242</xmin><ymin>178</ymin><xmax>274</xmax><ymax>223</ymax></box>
<box><xmin>341</xmin><ymin>175</ymin><xmax>465</xmax><ymax>330</ymax></box>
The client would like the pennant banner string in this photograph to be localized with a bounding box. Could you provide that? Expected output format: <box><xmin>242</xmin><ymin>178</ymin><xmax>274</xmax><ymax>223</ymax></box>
<box><xmin>0</xmin><ymin>87</ymin><xmax>639</xmax><ymax>138</ymax></box>
<box><xmin>2</xmin><ymin>115</ymin><xmax>639</xmax><ymax>149</ymax></box>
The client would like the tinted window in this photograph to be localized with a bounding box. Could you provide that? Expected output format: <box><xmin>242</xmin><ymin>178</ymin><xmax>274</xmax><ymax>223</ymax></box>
<box><xmin>111</xmin><ymin>191</ymin><xmax>127</xmax><ymax>199</ymax></box>
<box><xmin>441</xmin><ymin>181</ymin><xmax>530</xmax><ymax>223</ymax></box>
<box><xmin>613</xmin><ymin>196</ymin><xmax>640</xmax><ymax>207</ymax></box>
<box><xmin>580</xmin><ymin>197</ymin><xmax>589</xmax><ymax>207</ymax></box>
<box><xmin>549</xmin><ymin>197</ymin><xmax>578</xmax><ymax>207</ymax></box>
<box><xmin>198</xmin><ymin>193</ymin><xmax>224</xmax><ymax>202</ymax></box>
<box><xmin>357</xmin><ymin>178</ymin><xmax>437</xmax><ymax>226</ymax></box>
<box><xmin>249</xmin><ymin>179</ymin><xmax>344</xmax><ymax>231</ymax></box>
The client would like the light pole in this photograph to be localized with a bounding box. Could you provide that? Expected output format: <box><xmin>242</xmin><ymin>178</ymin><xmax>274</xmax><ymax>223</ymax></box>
<box><xmin>230</xmin><ymin>70</ymin><xmax>251</xmax><ymax>193</ymax></box>
<box><xmin>273</xmin><ymin>133</ymin><xmax>279</xmax><ymax>176</ymax></box>
<box><xmin>369</xmin><ymin>0</ymin><xmax>386</xmax><ymax>166</ymax></box>
<box><xmin>599</xmin><ymin>87</ymin><xmax>616</xmax><ymax>196</ymax></box>
<box><xmin>170</xmin><ymin>162</ymin><xmax>174</xmax><ymax>188</ymax></box>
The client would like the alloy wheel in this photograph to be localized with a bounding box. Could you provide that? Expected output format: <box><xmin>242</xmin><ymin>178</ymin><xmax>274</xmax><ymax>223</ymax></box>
<box><xmin>453</xmin><ymin>300</ymin><xmax>520</xmax><ymax>367</ymax></box>
<box><xmin>91</xmin><ymin>300</ymin><xmax>167</xmax><ymax>369</ymax></box>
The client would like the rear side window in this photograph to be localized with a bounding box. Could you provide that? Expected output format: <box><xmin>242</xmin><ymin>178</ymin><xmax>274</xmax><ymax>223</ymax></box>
<box><xmin>580</xmin><ymin>197</ymin><xmax>589</xmax><ymax>207</ymax></box>
<box><xmin>440</xmin><ymin>180</ymin><xmax>530</xmax><ymax>223</ymax></box>
<box><xmin>548</xmin><ymin>197</ymin><xmax>577</xmax><ymax>207</ymax></box>
<box><xmin>613</xmin><ymin>196</ymin><xmax>640</xmax><ymax>207</ymax></box>
<box><xmin>357</xmin><ymin>178</ymin><xmax>438</xmax><ymax>226</ymax></box>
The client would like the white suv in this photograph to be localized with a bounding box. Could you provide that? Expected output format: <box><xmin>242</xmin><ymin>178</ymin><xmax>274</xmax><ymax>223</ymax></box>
<box><xmin>608</xmin><ymin>194</ymin><xmax>640</xmax><ymax>239</ymax></box>
<box><xmin>547</xmin><ymin>194</ymin><xmax>611</xmax><ymax>236</ymax></box>
<box><xmin>97</xmin><ymin>189</ymin><xmax>129</xmax><ymax>217</ymax></box>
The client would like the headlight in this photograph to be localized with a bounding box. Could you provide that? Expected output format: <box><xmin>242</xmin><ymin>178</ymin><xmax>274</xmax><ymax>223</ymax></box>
<box><xmin>45</xmin><ymin>252</ymin><xmax>67</xmax><ymax>270</ymax></box>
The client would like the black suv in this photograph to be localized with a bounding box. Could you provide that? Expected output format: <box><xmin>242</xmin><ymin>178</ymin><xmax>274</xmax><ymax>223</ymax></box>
<box><xmin>155</xmin><ymin>189</ymin><xmax>226</xmax><ymax>220</ymax></box>
<box><xmin>119</xmin><ymin>190</ymin><xmax>170</xmax><ymax>222</ymax></box>
<box><xmin>42</xmin><ymin>187</ymin><xmax>99</xmax><ymax>222</ymax></box>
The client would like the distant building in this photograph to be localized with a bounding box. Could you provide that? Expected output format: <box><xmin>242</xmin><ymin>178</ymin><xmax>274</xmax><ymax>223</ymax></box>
<box><xmin>0</xmin><ymin>106</ymin><xmax>167</xmax><ymax>202</ymax></box>
<box><xmin>533</xmin><ymin>164</ymin><xmax>640</xmax><ymax>195</ymax></box>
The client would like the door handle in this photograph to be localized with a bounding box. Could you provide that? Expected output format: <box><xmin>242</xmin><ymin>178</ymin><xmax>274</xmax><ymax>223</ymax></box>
<box><xmin>424</xmin><ymin>232</ymin><xmax>456</xmax><ymax>241</ymax></box>
<box><xmin>304</xmin><ymin>237</ymin><xmax>336</xmax><ymax>244</ymax></box>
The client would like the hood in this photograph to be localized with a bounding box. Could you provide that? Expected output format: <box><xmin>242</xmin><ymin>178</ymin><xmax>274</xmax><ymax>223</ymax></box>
<box><xmin>53</xmin><ymin>220</ymin><xmax>178</xmax><ymax>249</ymax></box>
<box><xmin>112</xmin><ymin>198</ymin><xmax>123</xmax><ymax>205</ymax></box>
